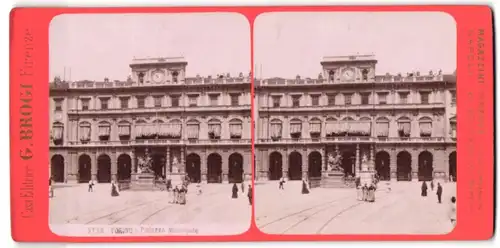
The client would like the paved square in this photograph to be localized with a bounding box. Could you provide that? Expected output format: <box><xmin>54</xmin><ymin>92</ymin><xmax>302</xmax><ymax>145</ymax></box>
<box><xmin>49</xmin><ymin>183</ymin><xmax>251</xmax><ymax>236</ymax></box>
<box><xmin>255</xmin><ymin>181</ymin><xmax>456</xmax><ymax>235</ymax></box>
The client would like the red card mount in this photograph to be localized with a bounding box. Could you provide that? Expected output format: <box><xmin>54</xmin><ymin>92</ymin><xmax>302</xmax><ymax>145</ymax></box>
<box><xmin>9</xmin><ymin>5</ymin><xmax>494</xmax><ymax>242</ymax></box>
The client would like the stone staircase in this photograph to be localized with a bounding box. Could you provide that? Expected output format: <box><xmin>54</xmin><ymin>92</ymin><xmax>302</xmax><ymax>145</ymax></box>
<box><xmin>320</xmin><ymin>171</ymin><xmax>354</xmax><ymax>188</ymax></box>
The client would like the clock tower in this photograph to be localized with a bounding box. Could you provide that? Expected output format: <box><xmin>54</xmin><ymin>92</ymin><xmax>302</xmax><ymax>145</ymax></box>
<box><xmin>129</xmin><ymin>57</ymin><xmax>188</xmax><ymax>85</ymax></box>
<box><xmin>320</xmin><ymin>55</ymin><xmax>377</xmax><ymax>83</ymax></box>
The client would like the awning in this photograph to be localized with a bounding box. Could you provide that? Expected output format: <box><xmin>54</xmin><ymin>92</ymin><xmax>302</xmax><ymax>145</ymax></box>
<box><xmin>51</xmin><ymin>126</ymin><xmax>63</xmax><ymax>141</ymax></box>
<box><xmin>230</xmin><ymin>123</ymin><xmax>243</xmax><ymax>138</ymax></box>
<box><xmin>158</xmin><ymin>124</ymin><xmax>182</xmax><ymax>138</ymax></box>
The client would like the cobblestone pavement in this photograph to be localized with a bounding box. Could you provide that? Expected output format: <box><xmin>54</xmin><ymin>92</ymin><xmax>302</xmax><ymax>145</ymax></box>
<box><xmin>255</xmin><ymin>180</ymin><xmax>456</xmax><ymax>235</ymax></box>
<box><xmin>49</xmin><ymin>183</ymin><xmax>251</xmax><ymax>235</ymax></box>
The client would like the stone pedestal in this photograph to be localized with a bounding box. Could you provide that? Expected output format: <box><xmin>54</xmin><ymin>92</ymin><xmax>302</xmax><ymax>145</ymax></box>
<box><xmin>128</xmin><ymin>172</ymin><xmax>156</xmax><ymax>191</ymax></box>
<box><xmin>169</xmin><ymin>173</ymin><xmax>185</xmax><ymax>187</ymax></box>
<box><xmin>320</xmin><ymin>171</ymin><xmax>348</xmax><ymax>188</ymax></box>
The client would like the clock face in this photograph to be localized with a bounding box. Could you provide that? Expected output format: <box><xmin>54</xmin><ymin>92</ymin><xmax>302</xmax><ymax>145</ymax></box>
<box><xmin>152</xmin><ymin>71</ymin><xmax>165</xmax><ymax>83</ymax></box>
<box><xmin>342</xmin><ymin>68</ymin><xmax>356</xmax><ymax>80</ymax></box>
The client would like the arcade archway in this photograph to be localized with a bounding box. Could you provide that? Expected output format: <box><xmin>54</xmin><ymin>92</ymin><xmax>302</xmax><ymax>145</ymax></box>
<box><xmin>97</xmin><ymin>154</ymin><xmax>111</xmax><ymax>183</ymax></box>
<box><xmin>51</xmin><ymin>154</ymin><xmax>65</xmax><ymax>183</ymax></box>
<box><xmin>152</xmin><ymin>153</ymin><xmax>166</xmax><ymax>178</ymax></box>
<box><xmin>228</xmin><ymin>153</ymin><xmax>244</xmax><ymax>183</ymax></box>
<box><xmin>78</xmin><ymin>154</ymin><xmax>91</xmax><ymax>183</ymax></box>
<box><xmin>207</xmin><ymin>153</ymin><xmax>222</xmax><ymax>183</ymax></box>
<box><xmin>288</xmin><ymin>152</ymin><xmax>302</xmax><ymax>180</ymax></box>
<box><xmin>375</xmin><ymin>151</ymin><xmax>391</xmax><ymax>181</ymax></box>
<box><xmin>117</xmin><ymin>154</ymin><xmax>132</xmax><ymax>181</ymax></box>
<box><xmin>341</xmin><ymin>150</ymin><xmax>356</xmax><ymax>176</ymax></box>
<box><xmin>268</xmin><ymin>152</ymin><xmax>283</xmax><ymax>180</ymax></box>
<box><xmin>418</xmin><ymin>151</ymin><xmax>433</xmax><ymax>181</ymax></box>
<box><xmin>186</xmin><ymin>153</ymin><xmax>201</xmax><ymax>183</ymax></box>
<box><xmin>396</xmin><ymin>151</ymin><xmax>412</xmax><ymax>181</ymax></box>
<box><xmin>449</xmin><ymin>152</ymin><xmax>457</xmax><ymax>182</ymax></box>
<box><xmin>308</xmin><ymin>151</ymin><xmax>322</xmax><ymax>178</ymax></box>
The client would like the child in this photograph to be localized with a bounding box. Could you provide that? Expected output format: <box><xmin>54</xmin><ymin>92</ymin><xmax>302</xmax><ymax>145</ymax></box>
<box><xmin>448</xmin><ymin>196</ymin><xmax>457</xmax><ymax>227</ymax></box>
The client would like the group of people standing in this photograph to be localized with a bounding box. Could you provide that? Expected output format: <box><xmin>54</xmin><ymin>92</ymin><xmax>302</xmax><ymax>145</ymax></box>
<box><xmin>356</xmin><ymin>178</ymin><xmax>377</xmax><ymax>202</ymax></box>
<box><xmin>232</xmin><ymin>182</ymin><xmax>253</xmax><ymax>205</ymax></box>
<box><xmin>421</xmin><ymin>180</ymin><xmax>456</xmax><ymax>227</ymax></box>
<box><xmin>170</xmin><ymin>185</ymin><xmax>188</xmax><ymax>205</ymax></box>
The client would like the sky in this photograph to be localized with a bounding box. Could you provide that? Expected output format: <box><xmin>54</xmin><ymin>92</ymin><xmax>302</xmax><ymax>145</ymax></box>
<box><xmin>49</xmin><ymin>13</ymin><xmax>250</xmax><ymax>81</ymax></box>
<box><xmin>254</xmin><ymin>12</ymin><xmax>457</xmax><ymax>78</ymax></box>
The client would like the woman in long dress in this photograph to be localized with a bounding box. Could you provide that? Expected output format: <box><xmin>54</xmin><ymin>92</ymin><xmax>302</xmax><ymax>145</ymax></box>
<box><xmin>173</xmin><ymin>186</ymin><xmax>179</xmax><ymax>204</ymax></box>
<box><xmin>232</xmin><ymin>183</ymin><xmax>238</xmax><ymax>198</ymax></box>
<box><xmin>179</xmin><ymin>185</ymin><xmax>187</xmax><ymax>205</ymax></box>
<box><xmin>362</xmin><ymin>184</ymin><xmax>368</xmax><ymax>201</ymax></box>
<box><xmin>111</xmin><ymin>181</ymin><xmax>120</xmax><ymax>197</ymax></box>
<box><xmin>247</xmin><ymin>185</ymin><xmax>253</xmax><ymax>205</ymax></box>
<box><xmin>421</xmin><ymin>181</ymin><xmax>428</xmax><ymax>197</ymax></box>
<box><xmin>301</xmin><ymin>179</ymin><xmax>310</xmax><ymax>194</ymax></box>
<box><xmin>367</xmin><ymin>183</ymin><xmax>376</xmax><ymax>202</ymax></box>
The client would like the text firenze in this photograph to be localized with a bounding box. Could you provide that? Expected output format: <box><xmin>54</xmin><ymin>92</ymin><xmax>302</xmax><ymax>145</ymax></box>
<box><xmin>19</xmin><ymin>28</ymin><xmax>34</xmax><ymax>219</ymax></box>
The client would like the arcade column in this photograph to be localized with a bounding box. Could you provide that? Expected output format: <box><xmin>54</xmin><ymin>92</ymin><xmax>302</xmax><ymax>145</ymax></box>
<box><xmin>355</xmin><ymin>144</ymin><xmax>360</xmax><ymax>176</ymax></box>
<box><xmin>301</xmin><ymin>149</ymin><xmax>308</xmax><ymax>179</ymax></box>
<box><xmin>166</xmin><ymin>147</ymin><xmax>171</xmax><ymax>174</ymax></box>
<box><xmin>130</xmin><ymin>150</ymin><xmax>136</xmax><ymax>174</ymax></box>
<box><xmin>91</xmin><ymin>152</ymin><xmax>97</xmax><ymax>181</ymax></box>
<box><xmin>111</xmin><ymin>152</ymin><xmax>117</xmax><ymax>182</ymax></box>
<box><xmin>200</xmin><ymin>150</ymin><xmax>207</xmax><ymax>181</ymax></box>
<box><xmin>282</xmin><ymin>149</ymin><xmax>289</xmax><ymax>180</ymax></box>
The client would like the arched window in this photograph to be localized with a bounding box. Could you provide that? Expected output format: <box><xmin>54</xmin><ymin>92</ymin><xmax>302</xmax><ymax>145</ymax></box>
<box><xmin>51</xmin><ymin>122</ymin><xmax>64</xmax><ymax>145</ymax></box>
<box><xmin>79</xmin><ymin>121</ymin><xmax>91</xmax><ymax>143</ymax></box>
<box><xmin>325</xmin><ymin>117</ymin><xmax>337</xmax><ymax>137</ymax></box>
<box><xmin>419</xmin><ymin>117</ymin><xmax>433</xmax><ymax>137</ymax></box>
<box><xmin>289</xmin><ymin>118</ymin><xmax>302</xmax><ymax>139</ymax></box>
<box><xmin>98</xmin><ymin>121</ymin><xmax>111</xmax><ymax>141</ymax></box>
<box><xmin>208</xmin><ymin>119</ymin><xmax>222</xmax><ymax>140</ymax></box>
<box><xmin>397</xmin><ymin>117</ymin><xmax>411</xmax><ymax>138</ymax></box>
<box><xmin>229</xmin><ymin>119</ymin><xmax>243</xmax><ymax>139</ymax></box>
<box><xmin>309</xmin><ymin>118</ymin><xmax>321</xmax><ymax>138</ymax></box>
<box><xmin>376</xmin><ymin>117</ymin><xmax>390</xmax><ymax>138</ymax></box>
<box><xmin>118</xmin><ymin>120</ymin><xmax>131</xmax><ymax>140</ymax></box>
<box><xmin>270</xmin><ymin>119</ymin><xmax>282</xmax><ymax>141</ymax></box>
<box><xmin>186</xmin><ymin>119</ymin><xmax>200</xmax><ymax>140</ymax></box>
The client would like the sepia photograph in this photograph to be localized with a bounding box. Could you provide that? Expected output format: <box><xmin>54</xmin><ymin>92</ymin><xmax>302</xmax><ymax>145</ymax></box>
<box><xmin>48</xmin><ymin>13</ymin><xmax>252</xmax><ymax>236</ymax></box>
<box><xmin>253</xmin><ymin>12</ymin><xmax>457</xmax><ymax>235</ymax></box>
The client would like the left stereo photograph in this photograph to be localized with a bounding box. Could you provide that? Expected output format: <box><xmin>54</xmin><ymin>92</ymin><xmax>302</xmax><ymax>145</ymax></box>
<box><xmin>48</xmin><ymin>13</ymin><xmax>252</xmax><ymax>237</ymax></box>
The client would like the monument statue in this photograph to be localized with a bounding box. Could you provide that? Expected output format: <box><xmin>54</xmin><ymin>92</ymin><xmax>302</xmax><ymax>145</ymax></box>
<box><xmin>171</xmin><ymin>156</ymin><xmax>179</xmax><ymax>174</ymax></box>
<box><xmin>327</xmin><ymin>153</ymin><xmax>344</xmax><ymax>172</ymax></box>
<box><xmin>137</xmin><ymin>148</ymin><xmax>153</xmax><ymax>174</ymax></box>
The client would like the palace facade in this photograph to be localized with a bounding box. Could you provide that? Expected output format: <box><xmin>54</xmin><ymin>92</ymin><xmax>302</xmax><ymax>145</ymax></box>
<box><xmin>254</xmin><ymin>55</ymin><xmax>457</xmax><ymax>182</ymax></box>
<box><xmin>49</xmin><ymin>57</ymin><xmax>252</xmax><ymax>184</ymax></box>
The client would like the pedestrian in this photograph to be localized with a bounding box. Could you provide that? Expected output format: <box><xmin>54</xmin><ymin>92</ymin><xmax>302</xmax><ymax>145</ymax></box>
<box><xmin>356</xmin><ymin>183</ymin><xmax>363</xmax><ymax>201</ymax></box>
<box><xmin>173</xmin><ymin>186</ymin><xmax>179</xmax><ymax>204</ymax></box>
<box><xmin>362</xmin><ymin>183</ymin><xmax>368</xmax><ymax>201</ymax></box>
<box><xmin>88</xmin><ymin>180</ymin><xmax>94</xmax><ymax>192</ymax></box>
<box><xmin>49</xmin><ymin>177</ymin><xmax>54</xmax><ymax>198</ymax></box>
<box><xmin>279</xmin><ymin>177</ymin><xmax>285</xmax><ymax>190</ymax></box>
<box><xmin>166</xmin><ymin>176</ymin><xmax>172</xmax><ymax>192</ymax></box>
<box><xmin>178</xmin><ymin>185</ymin><xmax>187</xmax><ymax>205</ymax></box>
<box><xmin>430</xmin><ymin>180</ymin><xmax>435</xmax><ymax>191</ymax></box>
<box><xmin>421</xmin><ymin>181</ymin><xmax>428</xmax><ymax>197</ymax></box>
<box><xmin>367</xmin><ymin>183</ymin><xmax>376</xmax><ymax>202</ymax></box>
<box><xmin>448</xmin><ymin>196</ymin><xmax>457</xmax><ymax>226</ymax></box>
<box><xmin>241</xmin><ymin>180</ymin><xmax>245</xmax><ymax>193</ymax></box>
<box><xmin>301</xmin><ymin>179</ymin><xmax>309</xmax><ymax>194</ymax></box>
<box><xmin>111</xmin><ymin>181</ymin><xmax>119</xmax><ymax>197</ymax></box>
<box><xmin>232</xmin><ymin>183</ymin><xmax>239</xmax><ymax>199</ymax></box>
<box><xmin>247</xmin><ymin>185</ymin><xmax>253</xmax><ymax>206</ymax></box>
<box><xmin>436</xmin><ymin>182</ymin><xmax>443</xmax><ymax>203</ymax></box>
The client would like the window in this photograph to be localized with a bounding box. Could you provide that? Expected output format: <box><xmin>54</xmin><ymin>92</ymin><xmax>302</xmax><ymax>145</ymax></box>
<box><xmin>450</xmin><ymin>91</ymin><xmax>456</xmax><ymax>105</ymax></box>
<box><xmin>136</xmin><ymin>96</ymin><xmax>145</xmax><ymax>108</ymax></box>
<box><xmin>98</xmin><ymin>122</ymin><xmax>111</xmax><ymax>141</ymax></box>
<box><xmin>450</xmin><ymin>117</ymin><xmax>457</xmax><ymax>139</ymax></box>
<box><xmin>376</xmin><ymin>118</ymin><xmax>390</xmax><ymax>138</ymax></box>
<box><xmin>311</xmin><ymin>95</ymin><xmax>320</xmax><ymax>106</ymax></box>
<box><xmin>309</xmin><ymin>118</ymin><xmax>321</xmax><ymax>138</ymax></box>
<box><xmin>54</xmin><ymin>99</ymin><xmax>62</xmax><ymax>111</ymax></box>
<box><xmin>171</xmin><ymin>95</ymin><xmax>180</xmax><ymax>107</ymax></box>
<box><xmin>327</xmin><ymin>94</ymin><xmax>336</xmax><ymax>106</ymax></box>
<box><xmin>81</xmin><ymin>99</ymin><xmax>90</xmax><ymax>111</ymax></box>
<box><xmin>138</xmin><ymin>72</ymin><xmax>145</xmax><ymax>84</ymax></box>
<box><xmin>186</xmin><ymin>120</ymin><xmax>200</xmax><ymax>139</ymax></box>
<box><xmin>399</xmin><ymin>92</ymin><xmax>409</xmax><ymax>104</ymax></box>
<box><xmin>291</xmin><ymin>95</ymin><xmax>301</xmax><ymax>107</ymax></box>
<box><xmin>120</xmin><ymin>97</ymin><xmax>129</xmax><ymax>109</ymax></box>
<box><xmin>230</xmin><ymin>94</ymin><xmax>239</xmax><ymax>106</ymax></box>
<box><xmin>420</xmin><ymin>92</ymin><xmax>430</xmax><ymax>104</ymax></box>
<box><xmin>51</xmin><ymin>122</ymin><xmax>64</xmax><ymax>145</ymax></box>
<box><xmin>188</xmin><ymin>95</ymin><xmax>198</xmax><ymax>107</ymax></box>
<box><xmin>118</xmin><ymin>121</ymin><xmax>131</xmax><ymax>141</ymax></box>
<box><xmin>209</xmin><ymin>94</ymin><xmax>219</xmax><ymax>106</ymax></box>
<box><xmin>344</xmin><ymin>93</ymin><xmax>352</xmax><ymax>105</ymax></box>
<box><xmin>172</xmin><ymin>71</ymin><xmax>179</xmax><ymax>83</ymax></box>
<box><xmin>100</xmin><ymin>98</ymin><xmax>109</xmax><ymax>110</ymax></box>
<box><xmin>419</xmin><ymin>117</ymin><xmax>433</xmax><ymax>137</ymax></box>
<box><xmin>397</xmin><ymin>117</ymin><xmax>411</xmax><ymax>138</ymax></box>
<box><xmin>361</xmin><ymin>93</ymin><xmax>370</xmax><ymax>105</ymax></box>
<box><xmin>289</xmin><ymin>119</ymin><xmax>302</xmax><ymax>139</ymax></box>
<box><xmin>362</xmin><ymin>69</ymin><xmax>369</xmax><ymax>81</ymax></box>
<box><xmin>79</xmin><ymin>122</ymin><xmax>91</xmax><ymax>142</ymax></box>
<box><xmin>377</xmin><ymin>93</ymin><xmax>388</xmax><ymax>105</ymax></box>
<box><xmin>153</xmin><ymin>96</ymin><xmax>162</xmax><ymax>108</ymax></box>
<box><xmin>272</xmin><ymin>96</ymin><xmax>281</xmax><ymax>108</ymax></box>
<box><xmin>229</xmin><ymin>119</ymin><xmax>243</xmax><ymax>139</ymax></box>
<box><xmin>208</xmin><ymin>119</ymin><xmax>222</xmax><ymax>140</ymax></box>
<box><xmin>270</xmin><ymin>119</ymin><xmax>282</xmax><ymax>141</ymax></box>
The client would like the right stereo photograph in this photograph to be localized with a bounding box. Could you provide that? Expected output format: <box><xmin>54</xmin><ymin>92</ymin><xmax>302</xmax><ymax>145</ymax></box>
<box><xmin>253</xmin><ymin>12</ymin><xmax>457</xmax><ymax>235</ymax></box>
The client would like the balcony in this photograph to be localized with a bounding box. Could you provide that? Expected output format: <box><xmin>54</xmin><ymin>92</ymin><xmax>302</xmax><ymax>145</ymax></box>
<box><xmin>55</xmin><ymin>138</ymin><xmax>251</xmax><ymax>148</ymax></box>
<box><xmin>256</xmin><ymin>136</ymin><xmax>448</xmax><ymax>145</ymax></box>
<box><xmin>257</xmin><ymin>74</ymin><xmax>446</xmax><ymax>86</ymax></box>
<box><xmin>259</xmin><ymin>102</ymin><xmax>445</xmax><ymax>113</ymax></box>
<box><xmin>67</xmin><ymin>104</ymin><xmax>251</xmax><ymax>115</ymax></box>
